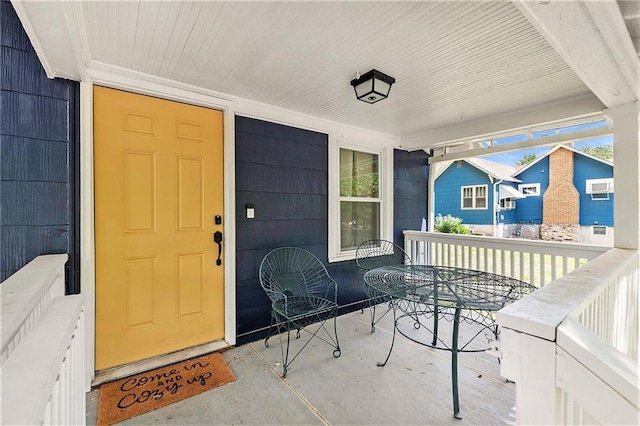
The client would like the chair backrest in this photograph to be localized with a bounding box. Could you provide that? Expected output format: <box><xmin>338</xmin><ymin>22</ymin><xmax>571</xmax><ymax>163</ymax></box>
<box><xmin>259</xmin><ymin>247</ymin><xmax>333</xmax><ymax>301</ymax></box>
<box><xmin>355</xmin><ymin>239</ymin><xmax>411</xmax><ymax>274</ymax></box>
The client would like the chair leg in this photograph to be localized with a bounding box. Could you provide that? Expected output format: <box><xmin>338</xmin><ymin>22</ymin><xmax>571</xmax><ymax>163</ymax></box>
<box><xmin>264</xmin><ymin>313</ymin><xmax>276</xmax><ymax>348</ymax></box>
<box><xmin>270</xmin><ymin>308</ymin><xmax>342</xmax><ymax>377</ymax></box>
<box><xmin>332</xmin><ymin>309</ymin><xmax>341</xmax><ymax>357</ymax></box>
<box><xmin>369</xmin><ymin>300</ymin><xmax>377</xmax><ymax>333</ymax></box>
<box><xmin>278</xmin><ymin>322</ymin><xmax>292</xmax><ymax>378</ymax></box>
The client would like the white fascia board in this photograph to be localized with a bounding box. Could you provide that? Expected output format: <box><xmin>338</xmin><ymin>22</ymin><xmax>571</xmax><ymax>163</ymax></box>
<box><xmin>11</xmin><ymin>0</ymin><xmax>81</xmax><ymax>80</ymax></box>
<box><xmin>432</xmin><ymin>161</ymin><xmax>453</xmax><ymax>181</ymax></box>
<box><xmin>402</xmin><ymin>94</ymin><xmax>604</xmax><ymax>150</ymax></box>
<box><xmin>514</xmin><ymin>0</ymin><xmax>639</xmax><ymax>108</ymax></box>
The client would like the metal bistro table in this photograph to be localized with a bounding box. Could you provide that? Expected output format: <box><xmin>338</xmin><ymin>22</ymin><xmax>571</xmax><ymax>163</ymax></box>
<box><xmin>363</xmin><ymin>264</ymin><xmax>535</xmax><ymax>419</ymax></box>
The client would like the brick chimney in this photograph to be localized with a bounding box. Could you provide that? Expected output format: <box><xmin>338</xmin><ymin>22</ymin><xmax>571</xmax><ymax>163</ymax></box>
<box><xmin>542</xmin><ymin>147</ymin><xmax>580</xmax><ymax>241</ymax></box>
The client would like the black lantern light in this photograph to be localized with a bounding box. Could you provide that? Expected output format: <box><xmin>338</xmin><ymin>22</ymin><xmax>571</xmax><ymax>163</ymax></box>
<box><xmin>350</xmin><ymin>69</ymin><xmax>396</xmax><ymax>104</ymax></box>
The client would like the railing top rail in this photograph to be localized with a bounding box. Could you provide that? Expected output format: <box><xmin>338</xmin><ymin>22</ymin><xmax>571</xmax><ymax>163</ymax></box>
<box><xmin>404</xmin><ymin>230</ymin><xmax>609</xmax><ymax>257</ymax></box>
<box><xmin>496</xmin><ymin>248</ymin><xmax>638</xmax><ymax>341</ymax></box>
<box><xmin>1</xmin><ymin>254</ymin><xmax>68</xmax><ymax>355</ymax></box>
<box><xmin>558</xmin><ymin>318</ymin><xmax>639</xmax><ymax>408</ymax></box>
<box><xmin>0</xmin><ymin>294</ymin><xmax>83</xmax><ymax>425</ymax></box>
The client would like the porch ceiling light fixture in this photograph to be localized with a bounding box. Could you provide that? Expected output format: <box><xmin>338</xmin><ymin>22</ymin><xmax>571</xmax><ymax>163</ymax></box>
<box><xmin>350</xmin><ymin>69</ymin><xmax>396</xmax><ymax>104</ymax></box>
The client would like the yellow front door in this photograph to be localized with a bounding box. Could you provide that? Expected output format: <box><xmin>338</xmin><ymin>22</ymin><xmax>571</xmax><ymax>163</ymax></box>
<box><xmin>94</xmin><ymin>86</ymin><xmax>225</xmax><ymax>370</ymax></box>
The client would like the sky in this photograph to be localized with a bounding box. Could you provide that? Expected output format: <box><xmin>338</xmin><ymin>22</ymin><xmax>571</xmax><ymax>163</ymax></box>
<box><xmin>480</xmin><ymin>120</ymin><xmax>613</xmax><ymax>166</ymax></box>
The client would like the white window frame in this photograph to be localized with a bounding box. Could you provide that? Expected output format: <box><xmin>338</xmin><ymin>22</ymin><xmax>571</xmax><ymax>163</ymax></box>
<box><xmin>328</xmin><ymin>137</ymin><xmax>393</xmax><ymax>262</ymax></box>
<box><xmin>460</xmin><ymin>185</ymin><xmax>488</xmax><ymax>210</ymax></box>
<box><xmin>586</xmin><ymin>178</ymin><xmax>614</xmax><ymax>201</ymax></box>
<box><xmin>518</xmin><ymin>183</ymin><xmax>541</xmax><ymax>197</ymax></box>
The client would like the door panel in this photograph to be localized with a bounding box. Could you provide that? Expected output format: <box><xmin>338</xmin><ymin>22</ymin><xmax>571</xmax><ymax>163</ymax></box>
<box><xmin>94</xmin><ymin>87</ymin><xmax>224</xmax><ymax>370</ymax></box>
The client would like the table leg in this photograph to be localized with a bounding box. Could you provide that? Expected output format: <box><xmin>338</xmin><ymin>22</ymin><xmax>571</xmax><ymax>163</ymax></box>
<box><xmin>452</xmin><ymin>306</ymin><xmax>462</xmax><ymax>419</ymax></box>
<box><xmin>377</xmin><ymin>300</ymin><xmax>397</xmax><ymax>367</ymax></box>
<box><xmin>432</xmin><ymin>304</ymin><xmax>439</xmax><ymax>346</ymax></box>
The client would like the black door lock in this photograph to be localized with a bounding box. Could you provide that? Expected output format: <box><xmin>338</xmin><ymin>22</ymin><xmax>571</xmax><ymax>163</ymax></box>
<box><xmin>214</xmin><ymin>231</ymin><xmax>223</xmax><ymax>266</ymax></box>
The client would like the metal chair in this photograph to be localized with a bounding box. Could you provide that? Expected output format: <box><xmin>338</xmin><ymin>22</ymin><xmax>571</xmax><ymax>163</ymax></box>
<box><xmin>355</xmin><ymin>239</ymin><xmax>411</xmax><ymax>332</ymax></box>
<box><xmin>259</xmin><ymin>247</ymin><xmax>341</xmax><ymax>377</ymax></box>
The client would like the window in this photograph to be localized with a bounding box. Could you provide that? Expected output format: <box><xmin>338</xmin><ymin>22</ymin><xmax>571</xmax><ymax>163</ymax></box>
<box><xmin>592</xmin><ymin>225</ymin><xmax>607</xmax><ymax>235</ymax></box>
<box><xmin>518</xmin><ymin>183</ymin><xmax>541</xmax><ymax>197</ymax></box>
<box><xmin>461</xmin><ymin>185</ymin><xmax>487</xmax><ymax>210</ymax></box>
<box><xmin>329</xmin><ymin>140</ymin><xmax>392</xmax><ymax>262</ymax></box>
<box><xmin>500</xmin><ymin>199</ymin><xmax>516</xmax><ymax>210</ymax></box>
<box><xmin>340</xmin><ymin>148</ymin><xmax>380</xmax><ymax>251</ymax></box>
<box><xmin>586</xmin><ymin>178</ymin><xmax>613</xmax><ymax>200</ymax></box>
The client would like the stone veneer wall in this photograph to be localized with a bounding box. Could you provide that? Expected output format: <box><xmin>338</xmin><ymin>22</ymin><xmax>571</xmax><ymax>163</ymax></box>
<box><xmin>540</xmin><ymin>224</ymin><xmax>580</xmax><ymax>242</ymax></box>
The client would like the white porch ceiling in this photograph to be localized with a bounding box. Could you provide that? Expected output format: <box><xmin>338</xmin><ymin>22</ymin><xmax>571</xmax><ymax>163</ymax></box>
<box><xmin>12</xmin><ymin>1</ymin><xmax>639</xmax><ymax>148</ymax></box>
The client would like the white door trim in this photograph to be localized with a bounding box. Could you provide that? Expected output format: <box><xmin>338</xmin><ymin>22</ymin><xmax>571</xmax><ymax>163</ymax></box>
<box><xmin>81</xmin><ymin>70</ymin><xmax>237</xmax><ymax>388</ymax></box>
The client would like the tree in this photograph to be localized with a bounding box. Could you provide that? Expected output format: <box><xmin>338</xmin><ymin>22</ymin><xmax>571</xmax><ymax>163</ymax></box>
<box><xmin>516</xmin><ymin>153</ymin><xmax>537</xmax><ymax>166</ymax></box>
<box><xmin>579</xmin><ymin>144</ymin><xmax>613</xmax><ymax>161</ymax></box>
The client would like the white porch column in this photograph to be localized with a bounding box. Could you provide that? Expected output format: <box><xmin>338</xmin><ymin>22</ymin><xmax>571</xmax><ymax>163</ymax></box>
<box><xmin>500</xmin><ymin>328</ymin><xmax>560</xmax><ymax>425</ymax></box>
<box><xmin>608</xmin><ymin>103</ymin><xmax>640</xmax><ymax>250</ymax></box>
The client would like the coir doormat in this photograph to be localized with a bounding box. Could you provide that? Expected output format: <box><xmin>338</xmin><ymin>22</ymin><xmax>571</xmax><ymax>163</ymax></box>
<box><xmin>97</xmin><ymin>352</ymin><xmax>236</xmax><ymax>425</ymax></box>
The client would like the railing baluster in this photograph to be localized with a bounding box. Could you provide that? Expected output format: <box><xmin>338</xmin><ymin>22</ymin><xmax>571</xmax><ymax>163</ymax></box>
<box><xmin>402</xmin><ymin>230</ymin><xmax>609</xmax><ymax>285</ymax></box>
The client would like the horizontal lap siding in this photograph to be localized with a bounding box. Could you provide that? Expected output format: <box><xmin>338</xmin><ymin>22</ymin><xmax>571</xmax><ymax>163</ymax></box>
<box><xmin>514</xmin><ymin>158</ymin><xmax>548</xmax><ymax>224</ymax></box>
<box><xmin>0</xmin><ymin>0</ymin><xmax>78</xmax><ymax>282</ymax></box>
<box><xmin>573</xmin><ymin>154</ymin><xmax>614</xmax><ymax>226</ymax></box>
<box><xmin>235</xmin><ymin>118</ymin><xmax>429</xmax><ymax>344</ymax></box>
<box><xmin>235</xmin><ymin>116</ymin><xmax>361</xmax><ymax>344</ymax></box>
<box><xmin>435</xmin><ymin>162</ymin><xmax>493</xmax><ymax>225</ymax></box>
<box><xmin>394</xmin><ymin>149</ymin><xmax>429</xmax><ymax>244</ymax></box>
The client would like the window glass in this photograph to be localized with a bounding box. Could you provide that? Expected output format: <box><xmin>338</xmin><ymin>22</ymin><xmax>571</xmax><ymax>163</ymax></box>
<box><xmin>593</xmin><ymin>226</ymin><xmax>607</xmax><ymax>235</ymax></box>
<box><xmin>519</xmin><ymin>183</ymin><xmax>540</xmax><ymax>196</ymax></box>
<box><xmin>340</xmin><ymin>201</ymin><xmax>380</xmax><ymax>251</ymax></box>
<box><xmin>476</xmin><ymin>186</ymin><xmax>487</xmax><ymax>208</ymax></box>
<box><xmin>340</xmin><ymin>149</ymin><xmax>379</xmax><ymax>198</ymax></box>
<box><xmin>462</xmin><ymin>187</ymin><xmax>473</xmax><ymax>208</ymax></box>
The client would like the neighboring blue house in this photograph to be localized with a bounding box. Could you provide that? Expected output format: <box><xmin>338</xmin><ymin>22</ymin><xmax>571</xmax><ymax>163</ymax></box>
<box><xmin>434</xmin><ymin>144</ymin><xmax>614</xmax><ymax>242</ymax></box>
<box><xmin>434</xmin><ymin>157</ymin><xmax>524</xmax><ymax>235</ymax></box>
<box><xmin>514</xmin><ymin>145</ymin><xmax>613</xmax><ymax>235</ymax></box>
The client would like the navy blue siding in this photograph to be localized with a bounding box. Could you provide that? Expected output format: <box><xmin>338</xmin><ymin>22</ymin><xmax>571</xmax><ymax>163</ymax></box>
<box><xmin>235</xmin><ymin>116</ymin><xmax>348</xmax><ymax>344</ymax></box>
<box><xmin>434</xmin><ymin>161</ymin><xmax>494</xmax><ymax>225</ymax></box>
<box><xmin>393</xmin><ymin>149</ymin><xmax>429</xmax><ymax>244</ymax></box>
<box><xmin>1</xmin><ymin>0</ymin><xmax>79</xmax><ymax>283</ymax></box>
<box><xmin>574</xmin><ymin>154</ymin><xmax>614</xmax><ymax>226</ymax></box>
<box><xmin>514</xmin><ymin>157</ymin><xmax>549</xmax><ymax>224</ymax></box>
<box><xmin>235</xmin><ymin>117</ymin><xmax>429</xmax><ymax>344</ymax></box>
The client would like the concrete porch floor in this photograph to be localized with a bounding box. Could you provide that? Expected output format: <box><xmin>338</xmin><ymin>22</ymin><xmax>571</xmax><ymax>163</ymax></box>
<box><xmin>86</xmin><ymin>309</ymin><xmax>516</xmax><ymax>425</ymax></box>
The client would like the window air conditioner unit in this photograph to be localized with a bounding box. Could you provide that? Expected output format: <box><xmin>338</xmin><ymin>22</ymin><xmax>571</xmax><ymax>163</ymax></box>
<box><xmin>590</xmin><ymin>182</ymin><xmax>610</xmax><ymax>193</ymax></box>
<box><xmin>586</xmin><ymin>179</ymin><xmax>614</xmax><ymax>194</ymax></box>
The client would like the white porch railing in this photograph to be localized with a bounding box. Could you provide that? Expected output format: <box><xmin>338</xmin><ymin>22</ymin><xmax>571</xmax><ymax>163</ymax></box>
<box><xmin>404</xmin><ymin>231</ymin><xmax>608</xmax><ymax>287</ymax></box>
<box><xmin>497</xmin><ymin>248</ymin><xmax>639</xmax><ymax>425</ymax></box>
<box><xmin>1</xmin><ymin>255</ymin><xmax>86</xmax><ymax>425</ymax></box>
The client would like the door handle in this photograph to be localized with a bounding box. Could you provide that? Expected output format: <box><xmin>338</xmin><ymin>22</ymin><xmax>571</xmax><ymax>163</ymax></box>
<box><xmin>214</xmin><ymin>231</ymin><xmax>223</xmax><ymax>266</ymax></box>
